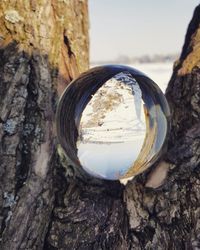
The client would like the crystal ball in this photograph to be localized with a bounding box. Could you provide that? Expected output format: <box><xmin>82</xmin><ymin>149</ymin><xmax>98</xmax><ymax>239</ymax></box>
<box><xmin>56</xmin><ymin>65</ymin><xmax>170</xmax><ymax>181</ymax></box>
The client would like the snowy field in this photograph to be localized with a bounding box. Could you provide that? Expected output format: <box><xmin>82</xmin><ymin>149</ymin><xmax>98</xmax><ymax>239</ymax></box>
<box><xmin>77</xmin><ymin>62</ymin><xmax>173</xmax><ymax>181</ymax></box>
<box><xmin>127</xmin><ymin>62</ymin><xmax>173</xmax><ymax>92</ymax></box>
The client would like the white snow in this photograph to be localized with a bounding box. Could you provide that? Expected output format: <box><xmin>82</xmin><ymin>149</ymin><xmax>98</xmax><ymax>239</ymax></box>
<box><xmin>77</xmin><ymin>72</ymin><xmax>146</xmax><ymax>180</ymax></box>
<box><xmin>127</xmin><ymin>62</ymin><xmax>173</xmax><ymax>92</ymax></box>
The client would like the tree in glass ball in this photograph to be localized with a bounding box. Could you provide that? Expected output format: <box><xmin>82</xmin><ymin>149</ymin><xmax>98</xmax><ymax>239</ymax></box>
<box><xmin>56</xmin><ymin>65</ymin><xmax>170</xmax><ymax>182</ymax></box>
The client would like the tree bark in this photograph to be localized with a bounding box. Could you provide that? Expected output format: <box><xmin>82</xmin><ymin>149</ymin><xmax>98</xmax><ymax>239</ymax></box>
<box><xmin>0</xmin><ymin>1</ymin><xmax>200</xmax><ymax>250</ymax></box>
<box><xmin>0</xmin><ymin>1</ymin><xmax>88</xmax><ymax>249</ymax></box>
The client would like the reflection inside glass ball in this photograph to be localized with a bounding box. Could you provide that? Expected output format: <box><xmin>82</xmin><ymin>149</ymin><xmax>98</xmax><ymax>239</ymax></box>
<box><xmin>77</xmin><ymin>72</ymin><xmax>146</xmax><ymax>180</ymax></box>
<box><xmin>56</xmin><ymin>65</ymin><xmax>170</xmax><ymax>182</ymax></box>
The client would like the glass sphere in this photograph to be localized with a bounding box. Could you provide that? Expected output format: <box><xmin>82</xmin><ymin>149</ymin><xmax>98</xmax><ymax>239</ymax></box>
<box><xmin>56</xmin><ymin>65</ymin><xmax>170</xmax><ymax>181</ymax></box>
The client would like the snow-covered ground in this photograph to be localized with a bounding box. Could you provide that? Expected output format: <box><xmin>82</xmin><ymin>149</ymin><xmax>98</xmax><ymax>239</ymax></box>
<box><xmin>77</xmin><ymin>72</ymin><xmax>146</xmax><ymax>180</ymax></box>
<box><xmin>77</xmin><ymin>63</ymin><xmax>173</xmax><ymax>181</ymax></box>
<box><xmin>127</xmin><ymin>62</ymin><xmax>173</xmax><ymax>92</ymax></box>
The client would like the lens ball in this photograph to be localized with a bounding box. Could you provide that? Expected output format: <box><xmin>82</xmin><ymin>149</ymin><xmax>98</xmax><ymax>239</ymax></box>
<box><xmin>56</xmin><ymin>65</ymin><xmax>170</xmax><ymax>181</ymax></box>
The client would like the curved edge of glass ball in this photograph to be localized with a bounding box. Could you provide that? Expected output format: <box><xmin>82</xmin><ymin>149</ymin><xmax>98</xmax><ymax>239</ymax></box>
<box><xmin>56</xmin><ymin>64</ymin><xmax>171</xmax><ymax>180</ymax></box>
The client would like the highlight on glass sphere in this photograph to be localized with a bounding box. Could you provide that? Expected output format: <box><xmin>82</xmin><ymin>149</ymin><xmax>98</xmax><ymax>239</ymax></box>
<box><xmin>56</xmin><ymin>65</ymin><xmax>170</xmax><ymax>182</ymax></box>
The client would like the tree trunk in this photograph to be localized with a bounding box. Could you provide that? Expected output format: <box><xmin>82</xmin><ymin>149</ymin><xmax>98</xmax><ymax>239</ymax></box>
<box><xmin>1</xmin><ymin>1</ymin><xmax>200</xmax><ymax>250</ymax></box>
<box><xmin>0</xmin><ymin>1</ymin><xmax>89</xmax><ymax>249</ymax></box>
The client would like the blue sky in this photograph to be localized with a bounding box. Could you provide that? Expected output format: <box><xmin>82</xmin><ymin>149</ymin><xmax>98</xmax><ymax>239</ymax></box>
<box><xmin>89</xmin><ymin>0</ymin><xmax>200</xmax><ymax>61</ymax></box>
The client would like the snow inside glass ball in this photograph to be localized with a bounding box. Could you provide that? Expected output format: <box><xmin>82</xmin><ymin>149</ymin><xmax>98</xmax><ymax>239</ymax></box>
<box><xmin>56</xmin><ymin>65</ymin><xmax>170</xmax><ymax>181</ymax></box>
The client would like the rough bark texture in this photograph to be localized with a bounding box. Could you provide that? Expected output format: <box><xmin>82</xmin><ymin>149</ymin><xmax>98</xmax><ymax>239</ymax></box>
<box><xmin>0</xmin><ymin>1</ymin><xmax>88</xmax><ymax>249</ymax></box>
<box><xmin>0</xmin><ymin>1</ymin><xmax>200</xmax><ymax>250</ymax></box>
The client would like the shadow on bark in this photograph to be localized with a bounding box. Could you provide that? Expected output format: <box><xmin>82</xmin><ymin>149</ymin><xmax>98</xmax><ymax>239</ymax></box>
<box><xmin>0</xmin><ymin>41</ymin><xmax>130</xmax><ymax>250</ymax></box>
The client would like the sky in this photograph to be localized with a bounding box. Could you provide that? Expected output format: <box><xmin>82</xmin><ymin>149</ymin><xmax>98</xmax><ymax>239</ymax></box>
<box><xmin>89</xmin><ymin>0</ymin><xmax>200</xmax><ymax>62</ymax></box>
